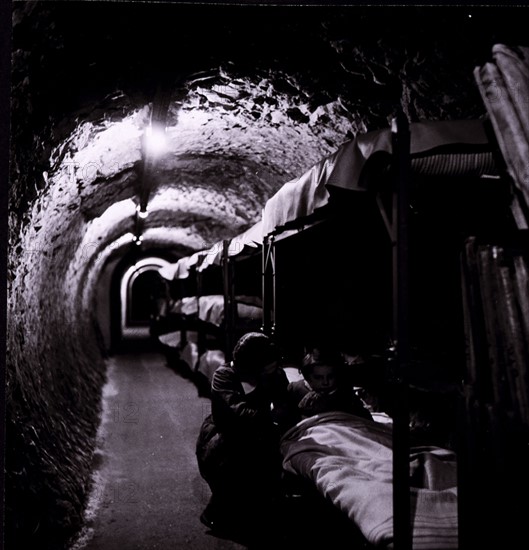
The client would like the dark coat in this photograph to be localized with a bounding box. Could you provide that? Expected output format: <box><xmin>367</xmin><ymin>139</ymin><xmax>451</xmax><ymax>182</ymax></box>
<box><xmin>210</xmin><ymin>364</ymin><xmax>289</xmax><ymax>440</ymax></box>
<box><xmin>196</xmin><ymin>363</ymin><xmax>289</xmax><ymax>499</ymax></box>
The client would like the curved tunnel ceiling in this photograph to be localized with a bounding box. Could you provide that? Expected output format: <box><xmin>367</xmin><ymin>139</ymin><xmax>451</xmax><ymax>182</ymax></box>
<box><xmin>9</xmin><ymin>2</ymin><xmax>528</xmax><ymax>363</ymax></box>
<box><xmin>12</xmin><ymin>3</ymin><xmax>526</xmax><ymax>307</ymax></box>
<box><xmin>9</xmin><ymin>1</ymin><xmax>528</xmax><ymax>401</ymax></box>
<box><xmin>42</xmin><ymin>69</ymin><xmax>357</xmax><ymax>312</ymax></box>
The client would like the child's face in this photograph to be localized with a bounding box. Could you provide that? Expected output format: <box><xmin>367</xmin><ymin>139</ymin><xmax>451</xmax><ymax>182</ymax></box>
<box><xmin>306</xmin><ymin>364</ymin><xmax>338</xmax><ymax>394</ymax></box>
<box><xmin>261</xmin><ymin>360</ymin><xmax>279</xmax><ymax>375</ymax></box>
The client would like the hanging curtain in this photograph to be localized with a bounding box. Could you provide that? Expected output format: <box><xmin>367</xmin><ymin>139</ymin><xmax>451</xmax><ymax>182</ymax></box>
<box><xmin>474</xmin><ymin>44</ymin><xmax>529</xmax><ymax>227</ymax></box>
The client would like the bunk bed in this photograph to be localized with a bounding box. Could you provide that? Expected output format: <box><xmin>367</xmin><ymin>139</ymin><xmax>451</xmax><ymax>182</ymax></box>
<box><xmin>176</xmin><ymin>113</ymin><xmax>520</xmax><ymax>548</ymax></box>
<box><xmin>257</xmin><ymin>102</ymin><xmax>522</xmax><ymax>549</ymax></box>
<box><xmin>154</xmin><ymin>226</ymin><xmax>264</xmax><ymax>389</ymax></box>
<box><xmin>263</xmin><ymin>121</ymin><xmax>501</xmax><ymax>549</ymax></box>
<box><xmin>170</xmin><ymin>114</ymin><xmax>509</xmax><ymax>548</ymax></box>
<box><xmin>183</xmin><ymin>43</ymin><xmax>528</xmax><ymax>550</ymax></box>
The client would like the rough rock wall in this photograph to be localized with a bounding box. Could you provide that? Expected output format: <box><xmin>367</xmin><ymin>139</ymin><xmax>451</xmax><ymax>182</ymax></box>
<box><xmin>6</xmin><ymin>208</ymin><xmax>106</xmax><ymax>547</ymax></box>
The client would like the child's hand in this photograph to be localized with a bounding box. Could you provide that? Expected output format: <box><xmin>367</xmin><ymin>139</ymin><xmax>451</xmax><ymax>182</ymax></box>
<box><xmin>298</xmin><ymin>391</ymin><xmax>333</xmax><ymax>415</ymax></box>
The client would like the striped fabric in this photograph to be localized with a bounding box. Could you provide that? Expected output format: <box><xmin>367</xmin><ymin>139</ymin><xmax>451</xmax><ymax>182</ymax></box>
<box><xmin>475</xmin><ymin>44</ymin><xmax>529</xmax><ymax>226</ymax></box>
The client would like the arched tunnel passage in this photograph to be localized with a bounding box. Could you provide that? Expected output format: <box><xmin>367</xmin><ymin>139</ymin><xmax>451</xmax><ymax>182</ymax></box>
<box><xmin>119</xmin><ymin>257</ymin><xmax>170</xmax><ymax>340</ymax></box>
<box><xmin>122</xmin><ymin>261</ymin><xmax>168</xmax><ymax>335</ymax></box>
<box><xmin>6</xmin><ymin>3</ymin><xmax>529</xmax><ymax>550</ymax></box>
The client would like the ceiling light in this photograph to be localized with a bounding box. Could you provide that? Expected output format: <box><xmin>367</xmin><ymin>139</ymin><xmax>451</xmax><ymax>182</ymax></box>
<box><xmin>144</xmin><ymin>124</ymin><xmax>167</xmax><ymax>157</ymax></box>
<box><xmin>136</xmin><ymin>204</ymin><xmax>149</xmax><ymax>219</ymax></box>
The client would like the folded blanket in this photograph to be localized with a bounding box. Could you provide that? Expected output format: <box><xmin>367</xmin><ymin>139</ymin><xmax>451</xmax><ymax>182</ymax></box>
<box><xmin>280</xmin><ymin>412</ymin><xmax>458</xmax><ymax>549</ymax></box>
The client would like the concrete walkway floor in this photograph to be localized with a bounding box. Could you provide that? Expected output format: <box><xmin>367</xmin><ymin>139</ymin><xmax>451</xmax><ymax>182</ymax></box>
<box><xmin>70</xmin><ymin>352</ymin><xmax>246</xmax><ymax>550</ymax></box>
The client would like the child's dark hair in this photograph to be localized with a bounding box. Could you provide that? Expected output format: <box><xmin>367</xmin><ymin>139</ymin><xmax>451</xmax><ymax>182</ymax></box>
<box><xmin>301</xmin><ymin>348</ymin><xmax>345</xmax><ymax>377</ymax></box>
<box><xmin>232</xmin><ymin>332</ymin><xmax>278</xmax><ymax>373</ymax></box>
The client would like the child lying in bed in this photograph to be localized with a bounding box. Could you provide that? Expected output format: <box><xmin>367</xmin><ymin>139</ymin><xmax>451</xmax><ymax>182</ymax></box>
<box><xmin>287</xmin><ymin>348</ymin><xmax>373</xmax><ymax>422</ymax></box>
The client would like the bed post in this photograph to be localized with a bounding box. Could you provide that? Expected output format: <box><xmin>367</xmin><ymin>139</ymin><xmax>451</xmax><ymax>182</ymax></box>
<box><xmin>271</xmin><ymin>235</ymin><xmax>276</xmax><ymax>337</ymax></box>
<box><xmin>262</xmin><ymin>234</ymin><xmax>269</xmax><ymax>335</ymax></box>
<box><xmin>261</xmin><ymin>234</ymin><xmax>276</xmax><ymax>338</ymax></box>
<box><xmin>195</xmin><ymin>265</ymin><xmax>204</xmax><ymax>357</ymax></box>
<box><xmin>391</xmin><ymin>109</ymin><xmax>412</xmax><ymax>550</ymax></box>
<box><xmin>222</xmin><ymin>239</ymin><xmax>236</xmax><ymax>361</ymax></box>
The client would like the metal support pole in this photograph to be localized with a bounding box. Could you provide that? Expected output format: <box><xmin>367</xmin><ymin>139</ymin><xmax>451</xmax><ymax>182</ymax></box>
<box><xmin>261</xmin><ymin>235</ymin><xmax>276</xmax><ymax>337</ymax></box>
<box><xmin>223</xmin><ymin>240</ymin><xmax>235</xmax><ymax>361</ymax></box>
<box><xmin>270</xmin><ymin>236</ymin><xmax>276</xmax><ymax>336</ymax></box>
<box><xmin>391</xmin><ymin>110</ymin><xmax>412</xmax><ymax>550</ymax></box>
<box><xmin>196</xmin><ymin>268</ymin><xmax>204</xmax><ymax>356</ymax></box>
<box><xmin>262</xmin><ymin>235</ymin><xmax>269</xmax><ymax>335</ymax></box>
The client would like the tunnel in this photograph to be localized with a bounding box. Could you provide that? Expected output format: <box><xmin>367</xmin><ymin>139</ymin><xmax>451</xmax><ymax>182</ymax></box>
<box><xmin>6</xmin><ymin>3</ymin><xmax>529</xmax><ymax>550</ymax></box>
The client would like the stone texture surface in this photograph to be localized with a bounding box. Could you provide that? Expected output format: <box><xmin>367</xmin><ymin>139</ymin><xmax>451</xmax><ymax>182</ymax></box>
<box><xmin>7</xmin><ymin>3</ymin><xmax>527</xmax><ymax>548</ymax></box>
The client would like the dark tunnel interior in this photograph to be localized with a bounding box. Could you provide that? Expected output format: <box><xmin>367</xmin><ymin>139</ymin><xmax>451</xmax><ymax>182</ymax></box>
<box><xmin>5</xmin><ymin>2</ymin><xmax>529</xmax><ymax>549</ymax></box>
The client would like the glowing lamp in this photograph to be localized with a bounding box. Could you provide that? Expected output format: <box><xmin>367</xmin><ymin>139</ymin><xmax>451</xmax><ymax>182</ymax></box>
<box><xmin>144</xmin><ymin>125</ymin><xmax>167</xmax><ymax>157</ymax></box>
<box><xmin>136</xmin><ymin>204</ymin><xmax>149</xmax><ymax>219</ymax></box>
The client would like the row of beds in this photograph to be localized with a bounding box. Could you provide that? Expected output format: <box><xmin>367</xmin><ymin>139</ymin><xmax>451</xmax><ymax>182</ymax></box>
<box><xmin>146</xmin><ymin>44</ymin><xmax>529</xmax><ymax>543</ymax></box>
<box><xmin>152</xmin><ymin>294</ymin><xmax>459</xmax><ymax>549</ymax></box>
<box><xmin>153</xmin><ymin>294</ymin><xmax>262</xmax><ymax>392</ymax></box>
